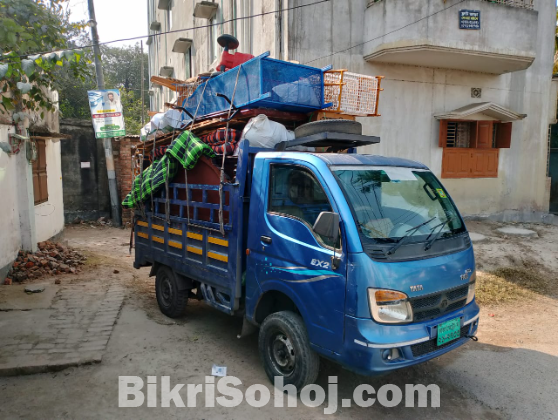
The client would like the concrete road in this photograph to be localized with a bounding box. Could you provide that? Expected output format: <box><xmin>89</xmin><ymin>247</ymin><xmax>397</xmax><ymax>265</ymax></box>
<box><xmin>1</xmin><ymin>224</ymin><xmax>556</xmax><ymax>419</ymax></box>
<box><xmin>1</xmin><ymin>298</ymin><xmax>556</xmax><ymax>419</ymax></box>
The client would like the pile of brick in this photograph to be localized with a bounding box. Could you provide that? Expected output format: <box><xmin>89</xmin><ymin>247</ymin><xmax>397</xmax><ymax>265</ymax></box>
<box><xmin>5</xmin><ymin>241</ymin><xmax>87</xmax><ymax>284</ymax></box>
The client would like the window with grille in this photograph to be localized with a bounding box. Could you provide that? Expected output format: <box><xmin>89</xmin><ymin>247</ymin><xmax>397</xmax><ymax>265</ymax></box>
<box><xmin>438</xmin><ymin>120</ymin><xmax>512</xmax><ymax>179</ymax></box>
<box><xmin>445</xmin><ymin>121</ymin><xmax>472</xmax><ymax>147</ymax></box>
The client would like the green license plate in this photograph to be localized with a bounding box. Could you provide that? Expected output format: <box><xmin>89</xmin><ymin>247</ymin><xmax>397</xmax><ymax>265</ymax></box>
<box><xmin>437</xmin><ymin>317</ymin><xmax>461</xmax><ymax>346</ymax></box>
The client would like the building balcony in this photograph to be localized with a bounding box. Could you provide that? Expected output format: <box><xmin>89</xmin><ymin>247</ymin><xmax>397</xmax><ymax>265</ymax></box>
<box><xmin>363</xmin><ymin>0</ymin><xmax>538</xmax><ymax>74</ymax></box>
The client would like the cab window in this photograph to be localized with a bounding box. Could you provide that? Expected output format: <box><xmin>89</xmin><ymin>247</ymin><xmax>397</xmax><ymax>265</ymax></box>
<box><xmin>268</xmin><ymin>165</ymin><xmax>335</xmax><ymax>246</ymax></box>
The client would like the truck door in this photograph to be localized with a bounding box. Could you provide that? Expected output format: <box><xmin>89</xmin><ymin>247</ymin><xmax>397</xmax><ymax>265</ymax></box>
<box><xmin>247</xmin><ymin>161</ymin><xmax>347</xmax><ymax>354</ymax></box>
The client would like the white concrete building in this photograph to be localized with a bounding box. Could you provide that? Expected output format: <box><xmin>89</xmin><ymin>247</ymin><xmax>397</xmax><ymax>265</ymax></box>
<box><xmin>0</xmin><ymin>99</ymin><xmax>66</xmax><ymax>280</ymax></box>
<box><xmin>146</xmin><ymin>0</ymin><xmax>557</xmax><ymax>220</ymax></box>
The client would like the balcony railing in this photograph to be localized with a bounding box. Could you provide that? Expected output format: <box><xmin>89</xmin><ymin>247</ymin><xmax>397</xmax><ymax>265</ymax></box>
<box><xmin>368</xmin><ymin>0</ymin><xmax>534</xmax><ymax>10</ymax></box>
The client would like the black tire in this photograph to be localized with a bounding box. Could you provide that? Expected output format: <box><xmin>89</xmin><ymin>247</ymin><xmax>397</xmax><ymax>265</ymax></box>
<box><xmin>258</xmin><ymin>311</ymin><xmax>320</xmax><ymax>391</ymax></box>
<box><xmin>295</xmin><ymin>119</ymin><xmax>362</xmax><ymax>138</ymax></box>
<box><xmin>155</xmin><ymin>266</ymin><xmax>188</xmax><ymax>318</ymax></box>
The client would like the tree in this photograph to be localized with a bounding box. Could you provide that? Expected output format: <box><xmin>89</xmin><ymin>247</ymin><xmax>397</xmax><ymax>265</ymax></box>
<box><xmin>0</xmin><ymin>0</ymin><xmax>89</xmax><ymax>121</ymax></box>
<box><xmin>120</xmin><ymin>88</ymin><xmax>148</xmax><ymax>134</ymax></box>
<box><xmin>56</xmin><ymin>43</ymin><xmax>149</xmax><ymax>135</ymax></box>
<box><xmin>101</xmin><ymin>44</ymin><xmax>150</xmax><ymax>134</ymax></box>
<box><xmin>102</xmin><ymin>44</ymin><xmax>148</xmax><ymax>94</ymax></box>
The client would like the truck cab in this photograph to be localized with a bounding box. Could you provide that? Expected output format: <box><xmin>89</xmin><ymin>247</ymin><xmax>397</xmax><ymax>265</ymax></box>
<box><xmin>244</xmin><ymin>151</ymin><xmax>478</xmax><ymax>382</ymax></box>
<box><xmin>133</xmin><ymin>130</ymin><xmax>479</xmax><ymax>390</ymax></box>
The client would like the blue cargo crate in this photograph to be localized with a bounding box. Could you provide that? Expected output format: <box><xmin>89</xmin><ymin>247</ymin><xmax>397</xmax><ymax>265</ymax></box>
<box><xmin>181</xmin><ymin>52</ymin><xmax>331</xmax><ymax>122</ymax></box>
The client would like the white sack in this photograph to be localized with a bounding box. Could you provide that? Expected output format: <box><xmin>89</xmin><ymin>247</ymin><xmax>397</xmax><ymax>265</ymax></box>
<box><xmin>240</xmin><ymin>114</ymin><xmax>294</xmax><ymax>148</ymax></box>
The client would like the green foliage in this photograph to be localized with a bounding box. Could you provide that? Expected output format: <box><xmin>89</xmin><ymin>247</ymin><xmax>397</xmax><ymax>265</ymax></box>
<box><xmin>103</xmin><ymin>44</ymin><xmax>150</xmax><ymax>135</ymax></box>
<box><xmin>56</xmin><ymin>43</ymin><xmax>149</xmax><ymax>136</ymax></box>
<box><xmin>120</xmin><ymin>88</ymin><xmax>148</xmax><ymax>134</ymax></box>
<box><xmin>103</xmin><ymin>44</ymin><xmax>148</xmax><ymax>93</ymax></box>
<box><xmin>0</xmin><ymin>0</ymin><xmax>90</xmax><ymax>116</ymax></box>
<box><xmin>1</xmin><ymin>0</ymin><xmax>149</xmax><ymax>134</ymax></box>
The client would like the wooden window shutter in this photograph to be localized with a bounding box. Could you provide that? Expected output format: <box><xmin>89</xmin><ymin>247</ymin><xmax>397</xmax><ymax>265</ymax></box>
<box><xmin>495</xmin><ymin>122</ymin><xmax>512</xmax><ymax>148</ymax></box>
<box><xmin>32</xmin><ymin>158</ymin><xmax>40</xmax><ymax>204</ymax></box>
<box><xmin>477</xmin><ymin>121</ymin><xmax>493</xmax><ymax>149</ymax></box>
<box><xmin>32</xmin><ymin>140</ymin><xmax>48</xmax><ymax>205</ymax></box>
<box><xmin>438</xmin><ymin>120</ymin><xmax>448</xmax><ymax>147</ymax></box>
<box><xmin>470</xmin><ymin>149</ymin><xmax>499</xmax><ymax>178</ymax></box>
<box><xmin>441</xmin><ymin>149</ymin><xmax>471</xmax><ymax>178</ymax></box>
<box><xmin>469</xmin><ymin>121</ymin><xmax>479</xmax><ymax>148</ymax></box>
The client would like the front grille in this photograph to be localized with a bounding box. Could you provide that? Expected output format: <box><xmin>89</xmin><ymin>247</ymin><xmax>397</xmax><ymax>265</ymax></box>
<box><xmin>447</xmin><ymin>299</ymin><xmax>467</xmax><ymax>312</ymax></box>
<box><xmin>410</xmin><ymin>284</ymin><xmax>469</xmax><ymax>322</ymax></box>
<box><xmin>446</xmin><ymin>285</ymin><xmax>469</xmax><ymax>301</ymax></box>
<box><xmin>411</xmin><ymin>325</ymin><xmax>470</xmax><ymax>358</ymax></box>
<box><xmin>411</xmin><ymin>294</ymin><xmax>441</xmax><ymax>310</ymax></box>
<box><xmin>414</xmin><ymin>308</ymin><xmax>440</xmax><ymax>321</ymax></box>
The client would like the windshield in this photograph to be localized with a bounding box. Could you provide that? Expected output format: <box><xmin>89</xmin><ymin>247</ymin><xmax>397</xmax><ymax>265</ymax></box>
<box><xmin>332</xmin><ymin>166</ymin><xmax>465</xmax><ymax>243</ymax></box>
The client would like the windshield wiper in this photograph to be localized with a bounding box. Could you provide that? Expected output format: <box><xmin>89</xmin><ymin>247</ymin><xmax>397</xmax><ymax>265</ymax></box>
<box><xmin>424</xmin><ymin>216</ymin><xmax>455</xmax><ymax>251</ymax></box>
<box><xmin>387</xmin><ymin>217</ymin><xmax>436</xmax><ymax>255</ymax></box>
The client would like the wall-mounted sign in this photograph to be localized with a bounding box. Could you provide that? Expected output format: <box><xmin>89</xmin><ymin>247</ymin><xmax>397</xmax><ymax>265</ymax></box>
<box><xmin>87</xmin><ymin>89</ymin><xmax>126</xmax><ymax>139</ymax></box>
<box><xmin>459</xmin><ymin>10</ymin><xmax>480</xmax><ymax>30</ymax></box>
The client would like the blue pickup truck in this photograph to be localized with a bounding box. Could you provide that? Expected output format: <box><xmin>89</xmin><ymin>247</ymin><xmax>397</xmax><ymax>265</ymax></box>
<box><xmin>133</xmin><ymin>124</ymin><xmax>479</xmax><ymax>389</ymax></box>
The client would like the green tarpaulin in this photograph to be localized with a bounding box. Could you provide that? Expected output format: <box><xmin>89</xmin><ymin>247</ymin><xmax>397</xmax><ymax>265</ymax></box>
<box><xmin>122</xmin><ymin>131</ymin><xmax>215</xmax><ymax>209</ymax></box>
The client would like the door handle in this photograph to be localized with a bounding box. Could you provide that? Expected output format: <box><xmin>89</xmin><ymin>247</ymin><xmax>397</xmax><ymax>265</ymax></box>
<box><xmin>261</xmin><ymin>236</ymin><xmax>272</xmax><ymax>245</ymax></box>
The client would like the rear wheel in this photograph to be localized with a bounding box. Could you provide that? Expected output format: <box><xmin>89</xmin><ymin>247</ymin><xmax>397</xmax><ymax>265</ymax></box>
<box><xmin>258</xmin><ymin>311</ymin><xmax>320</xmax><ymax>391</ymax></box>
<box><xmin>155</xmin><ymin>266</ymin><xmax>188</xmax><ymax>318</ymax></box>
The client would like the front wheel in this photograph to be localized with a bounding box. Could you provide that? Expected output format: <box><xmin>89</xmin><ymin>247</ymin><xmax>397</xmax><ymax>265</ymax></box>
<box><xmin>258</xmin><ymin>311</ymin><xmax>320</xmax><ymax>391</ymax></box>
<box><xmin>155</xmin><ymin>266</ymin><xmax>188</xmax><ymax>318</ymax></box>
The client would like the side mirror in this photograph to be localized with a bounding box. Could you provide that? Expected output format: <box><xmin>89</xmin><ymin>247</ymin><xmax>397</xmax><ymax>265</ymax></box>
<box><xmin>313</xmin><ymin>212</ymin><xmax>340</xmax><ymax>246</ymax></box>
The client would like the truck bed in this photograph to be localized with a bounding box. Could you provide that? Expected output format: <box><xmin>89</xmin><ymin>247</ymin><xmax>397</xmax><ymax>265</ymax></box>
<box><xmin>133</xmin><ymin>141</ymin><xmax>259</xmax><ymax>314</ymax></box>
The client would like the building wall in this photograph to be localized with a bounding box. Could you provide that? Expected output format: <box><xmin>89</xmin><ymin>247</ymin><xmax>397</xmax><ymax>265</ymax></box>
<box><xmin>0</xmin><ymin>86</ymin><xmax>66</xmax><ymax>281</ymax></box>
<box><xmin>0</xmin><ymin>124</ymin><xmax>23</xmax><ymax>277</ymax></box>
<box><xmin>59</xmin><ymin>120</ymin><xmax>141</xmax><ymax>225</ymax></box>
<box><xmin>286</xmin><ymin>0</ymin><xmax>555</xmax><ymax>216</ymax></box>
<box><xmin>112</xmin><ymin>137</ymin><xmax>142</xmax><ymax>224</ymax></box>
<box><xmin>362</xmin><ymin>0</ymin><xmax>538</xmax><ymax>72</ymax></box>
<box><xmin>147</xmin><ymin>0</ymin><xmax>280</xmax><ymax>111</ymax></box>
<box><xmin>28</xmin><ymin>90</ymin><xmax>65</xmax><ymax>242</ymax></box>
<box><xmin>147</xmin><ymin>0</ymin><xmax>556</xmax><ymax>217</ymax></box>
<box><xmin>60</xmin><ymin>119</ymin><xmax>111</xmax><ymax>222</ymax></box>
<box><xmin>35</xmin><ymin>139</ymin><xmax>65</xmax><ymax>242</ymax></box>
<box><xmin>0</xmin><ymin>125</ymin><xmax>65</xmax><ymax>279</ymax></box>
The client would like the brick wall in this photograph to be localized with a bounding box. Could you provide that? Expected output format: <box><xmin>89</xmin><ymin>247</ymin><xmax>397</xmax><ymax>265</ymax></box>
<box><xmin>112</xmin><ymin>137</ymin><xmax>141</xmax><ymax>225</ymax></box>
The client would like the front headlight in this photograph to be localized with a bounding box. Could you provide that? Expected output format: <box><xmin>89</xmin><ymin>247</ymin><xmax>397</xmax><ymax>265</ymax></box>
<box><xmin>466</xmin><ymin>271</ymin><xmax>476</xmax><ymax>304</ymax></box>
<box><xmin>368</xmin><ymin>289</ymin><xmax>413</xmax><ymax>324</ymax></box>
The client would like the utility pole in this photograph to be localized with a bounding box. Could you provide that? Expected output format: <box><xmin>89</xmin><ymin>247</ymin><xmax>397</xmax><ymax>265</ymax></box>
<box><xmin>141</xmin><ymin>40</ymin><xmax>145</xmax><ymax>126</ymax></box>
<box><xmin>87</xmin><ymin>0</ymin><xmax>122</xmax><ymax>226</ymax></box>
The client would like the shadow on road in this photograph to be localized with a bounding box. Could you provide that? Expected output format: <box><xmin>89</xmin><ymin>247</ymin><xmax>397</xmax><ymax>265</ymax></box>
<box><xmin>150</xmin><ymin>302</ymin><xmax>558</xmax><ymax>419</ymax></box>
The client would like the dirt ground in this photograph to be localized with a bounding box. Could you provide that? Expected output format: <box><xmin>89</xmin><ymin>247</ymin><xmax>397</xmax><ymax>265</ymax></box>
<box><xmin>465</xmin><ymin>220</ymin><xmax>558</xmax><ymax>355</ymax></box>
<box><xmin>0</xmin><ymin>221</ymin><xmax>557</xmax><ymax>419</ymax></box>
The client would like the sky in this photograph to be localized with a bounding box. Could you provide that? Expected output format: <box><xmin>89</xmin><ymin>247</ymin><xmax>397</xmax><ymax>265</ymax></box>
<box><xmin>66</xmin><ymin>0</ymin><xmax>148</xmax><ymax>48</ymax></box>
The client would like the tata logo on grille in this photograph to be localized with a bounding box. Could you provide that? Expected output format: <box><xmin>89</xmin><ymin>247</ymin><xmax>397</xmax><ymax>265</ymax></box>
<box><xmin>410</xmin><ymin>285</ymin><xmax>423</xmax><ymax>292</ymax></box>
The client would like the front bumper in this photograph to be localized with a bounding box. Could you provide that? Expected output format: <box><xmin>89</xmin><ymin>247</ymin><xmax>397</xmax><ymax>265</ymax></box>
<box><xmin>338</xmin><ymin>301</ymin><xmax>480</xmax><ymax>376</ymax></box>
